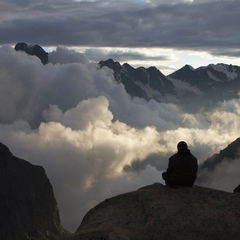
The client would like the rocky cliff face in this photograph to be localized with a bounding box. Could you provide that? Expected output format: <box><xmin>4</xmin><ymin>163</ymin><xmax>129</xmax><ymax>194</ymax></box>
<box><xmin>71</xmin><ymin>183</ymin><xmax>240</xmax><ymax>240</ymax></box>
<box><xmin>0</xmin><ymin>142</ymin><xmax>66</xmax><ymax>240</ymax></box>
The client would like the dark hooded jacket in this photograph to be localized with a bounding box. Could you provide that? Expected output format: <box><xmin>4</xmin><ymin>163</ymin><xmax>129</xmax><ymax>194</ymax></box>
<box><xmin>164</xmin><ymin>148</ymin><xmax>198</xmax><ymax>186</ymax></box>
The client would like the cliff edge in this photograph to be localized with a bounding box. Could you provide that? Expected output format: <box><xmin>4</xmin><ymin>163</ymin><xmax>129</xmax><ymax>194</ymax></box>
<box><xmin>71</xmin><ymin>183</ymin><xmax>240</xmax><ymax>240</ymax></box>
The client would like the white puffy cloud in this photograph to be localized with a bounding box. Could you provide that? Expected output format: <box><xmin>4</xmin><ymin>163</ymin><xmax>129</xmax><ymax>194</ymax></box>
<box><xmin>0</xmin><ymin>96</ymin><xmax>161</xmax><ymax>231</ymax></box>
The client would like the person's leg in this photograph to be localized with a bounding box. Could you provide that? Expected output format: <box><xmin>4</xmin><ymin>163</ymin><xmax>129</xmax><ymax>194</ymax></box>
<box><xmin>162</xmin><ymin>172</ymin><xmax>171</xmax><ymax>186</ymax></box>
<box><xmin>162</xmin><ymin>172</ymin><xmax>167</xmax><ymax>180</ymax></box>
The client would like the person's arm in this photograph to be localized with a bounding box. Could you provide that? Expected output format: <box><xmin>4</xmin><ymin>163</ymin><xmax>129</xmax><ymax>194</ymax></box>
<box><xmin>166</xmin><ymin>156</ymin><xmax>175</xmax><ymax>174</ymax></box>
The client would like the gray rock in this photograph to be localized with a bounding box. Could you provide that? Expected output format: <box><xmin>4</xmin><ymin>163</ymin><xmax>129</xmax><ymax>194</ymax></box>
<box><xmin>71</xmin><ymin>183</ymin><xmax>240</xmax><ymax>240</ymax></box>
<box><xmin>0</xmin><ymin>142</ymin><xmax>66</xmax><ymax>240</ymax></box>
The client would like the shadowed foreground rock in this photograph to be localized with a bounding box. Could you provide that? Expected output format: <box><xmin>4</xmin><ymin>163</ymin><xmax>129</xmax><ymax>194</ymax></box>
<box><xmin>71</xmin><ymin>183</ymin><xmax>240</xmax><ymax>240</ymax></box>
<box><xmin>234</xmin><ymin>184</ymin><xmax>240</xmax><ymax>192</ymax></box>
<box><xmin>0</xmin><ymin>142</ymin><xmax>66</xmax><ymax>240</ymax></box>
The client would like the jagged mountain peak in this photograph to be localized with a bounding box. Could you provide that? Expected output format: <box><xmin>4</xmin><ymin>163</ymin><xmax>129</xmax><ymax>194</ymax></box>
<box><xmin>197</xmin><ymin>63</ymin><xmax>240</xmax><ymax>81</ymax></box>
<box><xmin>99</xmin><ymin>59</ymin><xmax>240</xmax><ymax>112</ymax></box>
<box><xmin>99</xmin><ymin>59</ymin><xmax>175</xmax><ymax>101</ymax></box>
<box><xmin>99</xmin><ymin>58</ymin><xmax>121</xmax><ymax>69</ymax></box>
<box><xmin>168</xmin><ymin>64</ymin><xmax>195</xmax><ymax>76</ymax></box>
<box><xmin>182</xmin><ymin>64</ymin><xmax>195</xmax><ymax>71</ymax></box>
<box><xmin>14</xmin><ymin>42</ymin><xmax>49</xmax><ymax>65</ymax></box>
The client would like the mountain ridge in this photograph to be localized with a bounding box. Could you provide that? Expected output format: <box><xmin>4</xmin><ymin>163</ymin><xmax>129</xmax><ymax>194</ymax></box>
<box><xmin>99</xmin><ymin>59</ymin><xmax>240</xmax><ymax>112</ymax></box>
<box><xmin>197</xmin><ymin>137</ymin><xmax>240</xmax><ymax>188</ymax></box>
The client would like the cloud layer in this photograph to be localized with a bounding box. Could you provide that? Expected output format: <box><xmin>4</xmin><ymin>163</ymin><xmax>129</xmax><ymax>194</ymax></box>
<box><xmin>1</xmin><ymin>1</ymin><xmax>240</xmax><ymax>55</ymax></box>
<box><xmin>1</xmin><ymin>0</ymin><xmax>240</xmax><ymax>75</ymax></box>
<box><xmin>0</xmin><ymin>45</ymin><xmax>240</xmax><ymax>232</ymax></box>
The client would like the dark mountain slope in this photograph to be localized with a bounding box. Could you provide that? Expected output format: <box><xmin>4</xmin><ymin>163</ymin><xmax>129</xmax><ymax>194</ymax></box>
<box><xmin>0</xmin><ymin>142</ymin><xmax>67</xmax><ymax>240</ymax></box>
<box><xmin>200</xmin><ymin>137</ymin><xmax>240</xmax><ymax>172</ymax></box>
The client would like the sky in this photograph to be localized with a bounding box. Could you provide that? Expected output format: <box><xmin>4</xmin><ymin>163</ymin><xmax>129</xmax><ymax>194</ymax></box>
<box><xmin>1</xmin><ymin>0</ymin><xmax>240</xmax><ymax>233</ymax></box>
<box><xmin>0</xmin><ymin>0</ymin><xmax>240</xmax><ymax>74</ymax></box>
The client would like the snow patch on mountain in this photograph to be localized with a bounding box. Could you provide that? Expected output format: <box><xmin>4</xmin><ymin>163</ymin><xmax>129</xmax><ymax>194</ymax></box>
<box><xmin>210</xmin><ymin>64</ymin><xmax>238</xmax><ymax>80</ymax></box>
<box><xmin>134</xmin><ymin>81</ymin><xmax>177</xmax><ymax>102</ymax></box>
<box><xmin>168</xmin><ymin>77</ymin><xmax>202</xmax><ymax>96</ymax></box>
<box><xmin>134</xmin><ymin>81</ymin><xmax>156</xmax><ymax>97</ymax></box>
<box><xmin>207</xmin><ymin>71</ymin><xmax>221</xmax><ymax>82</ymax></box>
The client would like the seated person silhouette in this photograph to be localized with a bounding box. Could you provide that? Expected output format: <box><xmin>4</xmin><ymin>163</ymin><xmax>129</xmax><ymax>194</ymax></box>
<box><xmin>162</xmin><ymin>141</ymin><xmax>198</xmax><ymax>187</ymax></box>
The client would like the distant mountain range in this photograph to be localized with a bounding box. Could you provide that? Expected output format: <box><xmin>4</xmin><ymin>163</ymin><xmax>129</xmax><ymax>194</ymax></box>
<box><xmin>14</xmin><ymin>42</ymin><xmax>240</xmax><ymax>113</ymax></box>
<box><xmin>99</xmin><ymin>59</ymin><xmax>240</xmax><ymax>112</ymax></box>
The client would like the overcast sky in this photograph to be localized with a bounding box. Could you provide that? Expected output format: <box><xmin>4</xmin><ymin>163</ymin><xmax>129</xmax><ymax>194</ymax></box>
<box><xmin>1</xmin><ymin>0</ymin><xmax>240</xmax><ymax>73</ymax></box>
<box><xmin>1</xmin><ymin>0</ymin><xmax>240</xmax><ymax>233</ymax></box>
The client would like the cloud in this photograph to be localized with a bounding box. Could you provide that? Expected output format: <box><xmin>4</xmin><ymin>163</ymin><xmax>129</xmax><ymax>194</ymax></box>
<box><xmin>1</xmin><ymin>0</ymin><xmax>240</xmax><ymax>75</ymax></box>
<box><xmin>0</xmin><ymin>96</ymin><xmax>162</xmax><ymax>231</ymax></box>
<box><xmin>1</xmin><ymin>0</ymin><xmax>240</xmax><ymax>53</ymax></box>
<box><xmin>198</xmin><ymin>157</ymin><xmax>240</xmax><ymax>192</ymax></box>
<box><xmin>49</xmin><ymin>46</ymin><xmax>89</xmax><ymax>64</ymax></box>
<box><xmin>1</xmin><ymin>45</ymin><xmax>240</xmax><ymax>232</ymax></box>
<box><xmin>83</xmin><ymin>48</ymin><xmax>171</xmax><ymax>62</ymax></box>
<box><xmin>210</xmin><ymin>49</ymin><xmax>240</xmax><ymax>58</ymax></box>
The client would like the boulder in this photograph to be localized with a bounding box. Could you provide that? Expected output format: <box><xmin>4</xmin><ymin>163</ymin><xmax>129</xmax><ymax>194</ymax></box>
<box><xmin>0</xmin><ymin>142</ymin><xmax>66</xmax><ymax>240</ymax></box>
<box><xmin>71</xmin><ymin>183</ymin><xmax>240</xmax><ymax>240</ymax></box>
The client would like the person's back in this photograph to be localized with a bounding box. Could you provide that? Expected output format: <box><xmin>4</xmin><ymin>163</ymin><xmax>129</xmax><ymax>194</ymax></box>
<box><xmin>162</xmin><ymin>141</ymin><xmax>198</xmax><ymax>186</ymax></box>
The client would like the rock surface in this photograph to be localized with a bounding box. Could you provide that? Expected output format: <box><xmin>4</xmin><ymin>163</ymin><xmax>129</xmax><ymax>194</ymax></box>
<box><xmin>71</xmin><ymin>183</ymin><xmax>240</xmax><ymax>240</ymax></box>
<box><xmin>0</xmin><ymin>142</ymin><xmax>66</xmax><ymax>240</ymax></box>
<box><xmin>234</xmin><ymin>185</ymin><xmax>240</xmax><ymax>193</ymax></box>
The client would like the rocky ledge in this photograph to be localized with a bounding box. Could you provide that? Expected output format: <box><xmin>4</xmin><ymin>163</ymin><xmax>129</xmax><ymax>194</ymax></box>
<box><xmin>71</xmin><ymin>183</ymin><xmax>240</xmax><ymax>240</ymax></box>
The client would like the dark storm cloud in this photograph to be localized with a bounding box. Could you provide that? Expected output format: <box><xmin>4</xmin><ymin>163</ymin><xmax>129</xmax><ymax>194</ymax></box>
<box><xmin>211</xmin><ymin>49</ymin><xmax>240</xmax><ymax>58</ymax></box>
<box><xmin>1</xmin><ymin>0</ymin><xmax>240</xmax><ymax>55</ymax></box>
<box><xmin>84</xmin><ymin>48</ymin><xmax>171</xmax><ymax>62</ymax></box>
